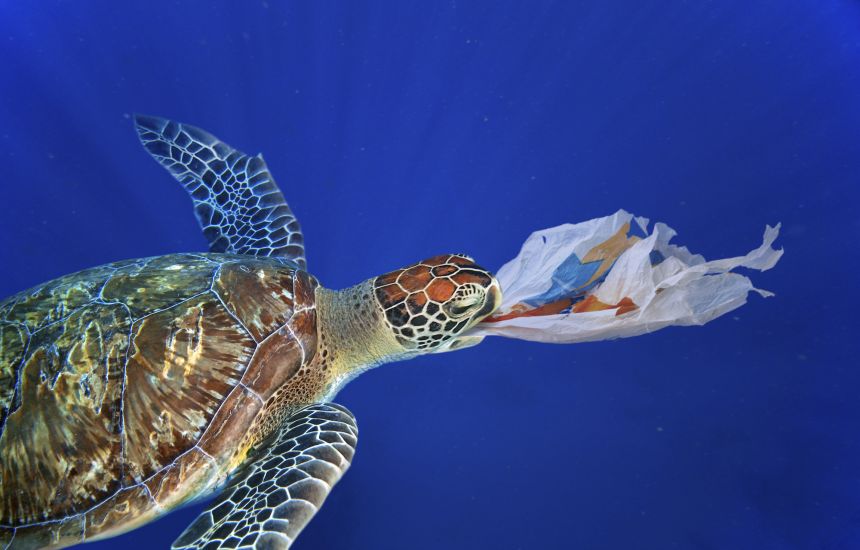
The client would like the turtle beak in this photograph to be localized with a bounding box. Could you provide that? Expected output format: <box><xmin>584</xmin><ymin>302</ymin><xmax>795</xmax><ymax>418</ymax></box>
<box><xmin>473</xmin><ymin>281</ymin><xmax>502</xmax><ymax>323</ymax></box>
<box><xmin>443</xmin><ymin>334</ymin><xmax>486</xmax><ymax>352</ymax></box>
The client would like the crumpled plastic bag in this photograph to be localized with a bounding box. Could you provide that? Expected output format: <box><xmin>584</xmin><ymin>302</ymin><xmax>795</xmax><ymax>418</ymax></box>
<box><xmin>467</xmin><ymin>210</ymin><xmax>782</xmax><ymax>344</ymax></box>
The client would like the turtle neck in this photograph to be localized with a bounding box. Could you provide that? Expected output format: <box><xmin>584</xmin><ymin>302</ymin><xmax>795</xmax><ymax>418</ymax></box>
<box><xmin>314</xmin><ymin>279</ymin><xmax>416</xmax><ymax>400</ymax></box>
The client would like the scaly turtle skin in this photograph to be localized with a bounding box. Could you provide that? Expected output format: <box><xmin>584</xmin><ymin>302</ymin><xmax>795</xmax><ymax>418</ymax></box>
<box><xmin>0</xmin><ymin>116</ymin><xmax>501</xmax><ymax>549</ymax></box>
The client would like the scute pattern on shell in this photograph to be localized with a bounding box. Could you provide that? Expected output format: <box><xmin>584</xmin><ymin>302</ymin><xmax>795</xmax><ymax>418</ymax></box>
<box><xmin>0</xmin><ymin>252</ymin><xmax>318</xmax><ymax>546</ymax></box>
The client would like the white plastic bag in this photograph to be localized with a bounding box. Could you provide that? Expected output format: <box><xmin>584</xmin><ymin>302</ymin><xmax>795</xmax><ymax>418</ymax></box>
<box><xmin>468</xmin><ymin>210</ymin><xmax>782</xmax><ymax>344</ymax></box>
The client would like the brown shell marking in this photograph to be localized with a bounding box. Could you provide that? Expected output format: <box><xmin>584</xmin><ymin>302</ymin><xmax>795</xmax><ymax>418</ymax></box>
<box><xmin>0</xmin><ymin>303</ymin><xmax>131</xmax><ymax>526</ymax></box>
<box><xmin>198</xmin><ymin>265</ymin><xmax>318</xmax><ymax>463</ymax></box>
<box><xmin>212</xmin><ymin>265</ymin><xmax>317</xmax><ymax>404</ymax></box>
<box><xmin>0</xmin><ymin>253</ymin><xmax>318</xmax><ymax>546</ymax></box>
<box><xmin>121</xmin><ymin>295</ymin><xmax>256</xmax><ymax>484</ymax></box>
<box><xmin>0</xmin><ymin>322</ymin><xmax>27</xmax><ymax>429</ymax></box>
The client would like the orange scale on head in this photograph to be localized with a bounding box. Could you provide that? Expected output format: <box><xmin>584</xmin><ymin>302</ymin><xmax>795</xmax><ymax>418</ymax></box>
<box><xmin>447</xmin><ymin>255</ymin><xmax>475</xmax><ymax>266</ymax></box>
<box><xmin>451</xmin><ymin>270</ymin><xmax>493</xmax><ymax>286</ymax></box>
<box><xmin>375</xmin><ymin>284</ymin><xmax>408</xmax><ymax>306</ymax></box>
<box><xmin>403</xmin><ymin>265</ymin><xmax>431</xmax><ymax>278</ymax></box>
<box><xmin>376</xmin><ymin>271</ymin><xmax>401</xmax><ymax>286</ymax></box>
<box><xmin>421</xmin><ymin>255</ymin><xmax>451</xmax><ymax>267</ymax></box>
<box><xmin>431</xmin><ymin>265</ymin><xmax>458</xmax><ymax>277</ymax></box>
<box><xmin>406</xmin><ymin>292</ymin><xmax>428</xmax><ymax>314</ymax></box>
<box><xmin>409</xmin><ymin>291</ymin><xmax>427</xmax><ymax>306</ymax></box>
<box><xmin>397</xmin><ymin>268</ymin><xmax>433</xmax><ymax>292</ymax></box>
<box><xmin>427</xmin><ymin>278</ymin><xmax>457</xmax><ymax>302</ymax></box>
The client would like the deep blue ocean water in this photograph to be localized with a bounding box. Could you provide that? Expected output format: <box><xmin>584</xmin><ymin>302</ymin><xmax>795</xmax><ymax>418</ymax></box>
<box><xmin>1</xmin><ymin>2</ymin><xmax>859</xmax><ymax>549</ymax></box>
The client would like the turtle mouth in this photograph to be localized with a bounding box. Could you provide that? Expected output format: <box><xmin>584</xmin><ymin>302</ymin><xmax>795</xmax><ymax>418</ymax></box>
<box><xmin>471</xmin><ymin>282</ymin><xmax>502</xmax><ymax>323</ymax></box>
<box><xmin>432</xmin><ymin>283</ymin><xmax>501</xmax><ymax>354</ymax></box>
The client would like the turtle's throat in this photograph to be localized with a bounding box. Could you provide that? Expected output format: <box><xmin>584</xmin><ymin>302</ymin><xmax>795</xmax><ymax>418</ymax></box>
<box><xmin>315</xmin><ymin>280</ymin><xmax>412</xmax><ymax>397</ymax></box>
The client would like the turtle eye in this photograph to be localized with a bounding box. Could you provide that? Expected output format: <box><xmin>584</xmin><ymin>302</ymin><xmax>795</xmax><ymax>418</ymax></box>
<box><xmin>444</xmin><ymin>295</ymin><xmax>482</xmax><ymax>318</ymax></box>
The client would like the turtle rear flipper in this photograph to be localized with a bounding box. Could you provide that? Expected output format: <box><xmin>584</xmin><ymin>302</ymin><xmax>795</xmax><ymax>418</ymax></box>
<box><xmin>135</xmin><ymin>115</ymin><xmax>307</xmax><ymax>269</ymax></box>
<box><xmin>172</xmin><ymin>403</ymin><xmax>358</xmax><ymax>550</ymax></box>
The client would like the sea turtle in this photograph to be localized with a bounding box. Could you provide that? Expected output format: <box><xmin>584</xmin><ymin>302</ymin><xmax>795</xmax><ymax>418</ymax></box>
<box><xmin>0</xmin><ymin>116</ymin><xmax>502</xmax><ymax>549</ymax></box>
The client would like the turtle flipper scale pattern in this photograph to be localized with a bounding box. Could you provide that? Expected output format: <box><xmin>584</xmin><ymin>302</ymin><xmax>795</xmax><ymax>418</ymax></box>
<box><xmin>172</xmin><ymin>403</ymin><xmax>358</xmax><ymax>550</ymax></box>
<box><xmin>135</xmin><ymin>115</ymin><xmax>306</xmax><ymax>269</ymax></box>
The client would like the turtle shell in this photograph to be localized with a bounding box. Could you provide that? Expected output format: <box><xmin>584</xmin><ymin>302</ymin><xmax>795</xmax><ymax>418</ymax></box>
<box><xmin>0</xmin><ymin>253</ymin><xmax>318</xmax><ymax>546</ymax></box>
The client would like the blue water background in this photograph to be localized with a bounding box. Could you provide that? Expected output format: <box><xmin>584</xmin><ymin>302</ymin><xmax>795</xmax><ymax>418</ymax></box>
<box><xmin>1</xmin><ymin>2</ymin><xmax>859</xmax><ymax>548</ymax></box>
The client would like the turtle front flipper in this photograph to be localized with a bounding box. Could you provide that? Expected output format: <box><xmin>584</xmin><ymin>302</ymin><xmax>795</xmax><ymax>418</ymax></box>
<box><xmin>172</xmin><ymin>403</ymin><xmax>358</xmax><ymax>550</ymax></box>
<box><xmin>135</xmin><ymin>115</ymin><xmax>307</xmax><ymax>269</ymax></box>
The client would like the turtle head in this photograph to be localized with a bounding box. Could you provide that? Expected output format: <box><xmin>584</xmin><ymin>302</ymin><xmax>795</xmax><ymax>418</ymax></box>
<box><xmin>372</xmin><ymin>254</ymin><xmax>502</xmax><ymax>354</ymax></box>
